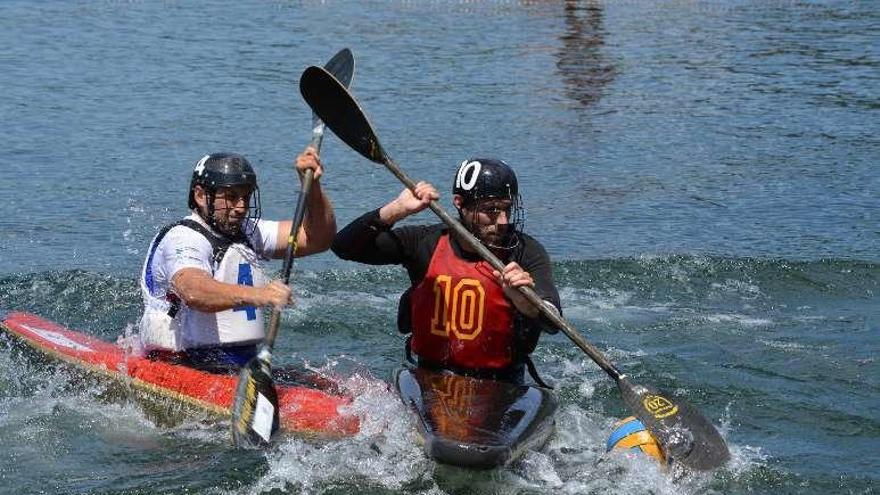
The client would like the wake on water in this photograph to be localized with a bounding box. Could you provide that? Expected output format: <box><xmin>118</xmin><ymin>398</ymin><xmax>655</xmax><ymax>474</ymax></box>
<box><xmin>264</xmin><ymin>357</ymin><xmax>774</xmax><ymax>495</ymax></box>
<box><xmin>6</xmin><ymin>256</ymin><xmax>870</xmax><ymax>493</ymax></box>
<box><xmin>239</xmin><ymin>364</ymin><xmax>743</xmax><ymax>495</ymax></box>
<box><xmin>0</xmin><ymin>329</ymin><xmax>750</xmax><ymax>495</ymax></box>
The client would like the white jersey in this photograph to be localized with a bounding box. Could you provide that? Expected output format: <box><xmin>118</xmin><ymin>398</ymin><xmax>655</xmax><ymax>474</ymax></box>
<box><xmin>138</xmin><ymin>213</ymin><xmax>281</xmax><ymax>351</ymax></box>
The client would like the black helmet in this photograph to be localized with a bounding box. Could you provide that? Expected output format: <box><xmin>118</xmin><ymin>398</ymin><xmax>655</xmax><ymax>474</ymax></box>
<box><xmin>453</xmin><ymin>158</ymin><xmax>518</xmax><ymax>206</ymax></box>
<box><xmin>188</xmin><ymin>153</ymin><xmax>261</xmax><ymax>236</ymax></box>
<box><xmin>452</xmin><ymin>158</ymin><xmax>524</xmax><ymax>251</ymax></box>
<box><xmin>188</xmin><ymin>153</ymin><xmax>258</xmax><ymax>208</ymax></box>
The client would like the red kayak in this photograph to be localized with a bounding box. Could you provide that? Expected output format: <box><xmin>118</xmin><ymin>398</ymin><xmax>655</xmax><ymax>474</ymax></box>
<box><xmin>0</xmin><ymin>311</ymin><xmax>359</xmax><ymax>438</ymax></box>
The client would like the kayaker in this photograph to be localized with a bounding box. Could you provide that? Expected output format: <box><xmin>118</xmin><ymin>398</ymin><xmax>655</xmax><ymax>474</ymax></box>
<box><xmin>332</xmin><ymin>158</ymin><xmax>561</xmax><ymax>385</ymax></box>
<box><xmin>138</xmin><ymin>148</ymin><xmax>335</xmax><ymax>371</ymax></box>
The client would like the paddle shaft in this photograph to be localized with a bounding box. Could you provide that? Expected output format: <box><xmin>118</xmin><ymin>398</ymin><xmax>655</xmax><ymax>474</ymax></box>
<box><xmin>263</xmin><ymin>54</ymin><xmax>347</xmax><ymax>351</ymax></box>
<box><xmin>263</xmin><ymin>168</ymin><xmax>314</xmax><ymax>348</ymax></box>
<box><xmin>381</xmin><ymin>157</ymin><xmax>624</xmax><ymax>382</ymax></box>
<box><xmin>263</xmin><ymin>122</ymin><xmax>327</xmax><ymax>347</ymax></box>
<box><xmin>232</xmin><ymin>52</ymin><xmax>354</xmax><ymax>448</ymax></box>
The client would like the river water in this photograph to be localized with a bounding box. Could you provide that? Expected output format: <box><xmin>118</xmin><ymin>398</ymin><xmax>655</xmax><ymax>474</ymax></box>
<box><xmin>0</xmin><ymin>1</ymin><xmax>877</xmax><ymax>494</ymax></box>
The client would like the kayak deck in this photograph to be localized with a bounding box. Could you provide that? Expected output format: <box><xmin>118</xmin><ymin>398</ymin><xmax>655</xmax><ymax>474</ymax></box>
<box><xmin>395</xmin><ymin>365</ymin><xmax>557</xmax><ymax>469</ymax></box>
<box><xmin>0</xmin><ymin>311</ymin><xmax>358</xmax><ymax>438</ymax></box>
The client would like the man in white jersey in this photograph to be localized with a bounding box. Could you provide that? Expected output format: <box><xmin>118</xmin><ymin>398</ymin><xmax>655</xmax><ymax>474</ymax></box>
<box><xmin>139</xmin><ymin>148</ymin><xmax>334</xmax><ymax>371</ymax></box>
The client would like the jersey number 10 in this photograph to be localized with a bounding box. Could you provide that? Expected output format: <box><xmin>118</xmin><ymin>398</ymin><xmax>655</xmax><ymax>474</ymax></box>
<box><xmin>431</xmin><ymin>275</ymin><xmax>485</xmax><ymax>340</ymax></box>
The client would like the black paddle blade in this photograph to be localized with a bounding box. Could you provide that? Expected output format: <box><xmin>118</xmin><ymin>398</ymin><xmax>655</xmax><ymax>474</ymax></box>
<box><xmin>300</xmin><ymin>66</ymin><xmax>387</xmax><ymax>164</ymax></box>
<box><xmin>325</xmin><ymin>48</ymin><xmax>355</xmax><ymax>89</ymax></box>
<box><xmin>312</xmin><ymin>49</ymin><xmax>355</xmax><ymax>130</ymax></box>
<box><xmin>619</xmin><ymin>377</ymin><xmax>730</xmax><ymax>471</ymax></box>
<box><xmin>231</xmin><ymin>356</ymin><xmax>280</xmax><ymax>447</ymax></box>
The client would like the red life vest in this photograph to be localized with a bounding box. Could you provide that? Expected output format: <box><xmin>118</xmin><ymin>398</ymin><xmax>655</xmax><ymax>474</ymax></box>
<box><xmin>409</xmin><ymin>234</ymin><xmax>516</xmax><ymax>370</ymax></box>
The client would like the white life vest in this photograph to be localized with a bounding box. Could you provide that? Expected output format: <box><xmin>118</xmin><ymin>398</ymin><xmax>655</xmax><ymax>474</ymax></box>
<box><xmin>139</xmin><ymin>219</ymin><xmax>269</xmax><ymax>352</ymax></box>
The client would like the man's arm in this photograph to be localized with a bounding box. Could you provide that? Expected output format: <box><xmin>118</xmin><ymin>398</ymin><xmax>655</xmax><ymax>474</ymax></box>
<box><xmin>494</xmin><ymin>235</ymin><xmax>561</xmax><ymax>332</ymax></box>
<box><xmin>332</xmin><ymin>181</ymin><xmax>440</xmax><ymax>265</ymax></box>
<box><xmin>272</xmin><ymin>147</ymin><xmax>337</xmax><ymax>259</ymax></box>
<box><xmin>171</xmin><ymin>268</ymin><xmax>291</xmax><ymax>313</ymax></box>
<box><xmin>331</xmin><ymin>209</ymin><xmax>406</xmax><ymax>264</ymax></box>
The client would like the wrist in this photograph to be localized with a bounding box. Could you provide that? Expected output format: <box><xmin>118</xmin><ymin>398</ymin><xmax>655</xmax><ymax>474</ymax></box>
<box><xmin>229</xmin><ymin>284</ymin><xmax>250</xmax><ymax>308</ymax></box>
<box><xmin>378</xmin><ymin>200</ymin><xmax>406</xmax><ymax>225</ymax></box>
<box><xmin>243</xmin><ymin>285</ymin><xmax>268</xmax><ymax>308</ymax></box>
<box><xmin>297</xmin><ymin>168</ymin><xmax>318</xmax><ymax>182</ymax></box>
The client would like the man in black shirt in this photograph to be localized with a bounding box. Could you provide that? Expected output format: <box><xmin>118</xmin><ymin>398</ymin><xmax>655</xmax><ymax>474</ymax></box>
<box><xmin>332</xmin><ymin>158</ymin><xmax>560</xmax><ymax>384</ymax></box>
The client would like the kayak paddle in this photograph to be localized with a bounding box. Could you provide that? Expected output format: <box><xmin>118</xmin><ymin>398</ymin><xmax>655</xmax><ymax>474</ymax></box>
<box><xmin>298</xmin><ymin>65</ymin><xmax>730</xmax><ymax>470</ymax></box>
<box><xmin>231</xmin><ymin>49</ymin><xmax>355</xmax><ymax>447</ymax></box>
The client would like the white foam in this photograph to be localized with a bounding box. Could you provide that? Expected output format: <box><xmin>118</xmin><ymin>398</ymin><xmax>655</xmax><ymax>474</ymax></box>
<box><xmin>756</xmin><ymin>338</ymin><xmax>820</xmax><ymax>352</ymax></box>
<box><xmin>557</xmin><ymin>286</ymin><xmax>672</xmax><ymax>326</ymax></box>
<box><xmin>247</xmin><ymin>372</ymin><xmax>429</xmax><ymax>494</ymax></box>
<box><xmin>290</xmin><ymin>289</ymin><xmax>398</xmax><ymax>318</ymax></box>
<box><xmin>704</xmin><ymin>313</ymin><xmax>773</xmax><ymax>327</ymax></box>
<box><xmin>710</xmin><ymin>279</ymin><xmax>764</xmax><ymax>299</ymax></box>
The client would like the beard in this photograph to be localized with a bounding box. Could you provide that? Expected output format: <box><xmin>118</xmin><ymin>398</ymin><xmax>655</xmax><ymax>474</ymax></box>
<box><xmin>469</xmin><ymin>222</ymin><xmax>515</xmax><ymax>250</ymax></box>
<box><xmin>208</xmin><ymin>207</ymin><xmax>246</xmax><ymax>238</ymax></box>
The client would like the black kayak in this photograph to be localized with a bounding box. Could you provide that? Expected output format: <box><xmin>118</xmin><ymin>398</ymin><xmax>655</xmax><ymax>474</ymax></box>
<box><xmin>394</xmin><ymin>365</ymin><xmax>557</xmax><ymax>469</ymax></box>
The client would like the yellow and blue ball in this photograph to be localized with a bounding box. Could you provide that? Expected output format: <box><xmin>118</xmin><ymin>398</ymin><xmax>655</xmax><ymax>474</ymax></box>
<box><xmin>606</xmin><ymin>416</ymin><xmax>666</xmax><ymax>465</ymax></box>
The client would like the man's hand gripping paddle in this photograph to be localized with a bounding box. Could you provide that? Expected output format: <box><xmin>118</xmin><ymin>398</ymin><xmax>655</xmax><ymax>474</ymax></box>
<box><xmin>298</xmin><ymin>65</ymin><xmax>730</xmax><ymax>471</ymax></box>
<box><xmin>231</xmin><ymin>49</ymin><xmax>354</xmax><ymax>447</ymax></box>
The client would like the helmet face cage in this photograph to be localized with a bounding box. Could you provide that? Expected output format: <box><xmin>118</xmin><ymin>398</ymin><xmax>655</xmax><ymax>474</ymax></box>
<box><xmin>188</xmin><ymin>153</ymin><xmax>262</xmax><ymax>238</ymax></box>
<box><xmin>204</xmin><ymin>185</ymin><xmax>262</xmax><ymax>238</ymax></box>
<box><xmin>453</xmin><ymin>158</ymin><xmax>525</xmax><ymax>251</ymax></box>
<box><xmin>462</xmin><ymin>190</ymin><xmax>524</xmax><ymax>252</ymax></box>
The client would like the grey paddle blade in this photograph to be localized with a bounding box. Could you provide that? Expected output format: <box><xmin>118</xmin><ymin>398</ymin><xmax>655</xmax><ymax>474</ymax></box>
<box><xmin>619</xmin><ymin>377</ymin><xmax>730</xmax><ymax>471</ymax></box>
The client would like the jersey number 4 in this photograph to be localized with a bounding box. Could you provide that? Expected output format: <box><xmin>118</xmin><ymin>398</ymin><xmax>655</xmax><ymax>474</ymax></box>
<box><xmin>233</xmin><ymin>263</ymin><xmax>258</xmax><ymax>321</ymax></box>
